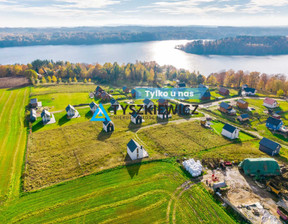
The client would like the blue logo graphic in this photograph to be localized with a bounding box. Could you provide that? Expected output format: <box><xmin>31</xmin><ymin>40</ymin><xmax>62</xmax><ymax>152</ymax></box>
<box><xmin>91</xmin><ymin>104</ymin><xmax>111</xmax><ymax>122</ymax></box>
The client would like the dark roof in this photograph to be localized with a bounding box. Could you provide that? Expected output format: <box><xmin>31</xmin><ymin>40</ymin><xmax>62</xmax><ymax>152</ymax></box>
<box><xmin>223</xmin><ymin>123</ymin><xmax>237</xmax><ymax>133</ymax></box>
<box><xmin>202</xmin><ymin>90</ymin><xmax>211</xmax><ymax>97</ymax></box>
<box><xmin>127</xmin><ymin>139</ymin><xmax>140</xmax><ymax>152</ymax></box>
<box><xmin>103</xmin><ymin>119</ymin><xmax>113</xmax><ymax>126</ymax></box>
<box><xmin>96</xmin><ymin>86</ymin><xmax>103</xmax><ymax>92</ymax></box>
<box><xmin>131</xmin><ymin>111</ymin><xmax>141</xmax><ymax>118</ymax></box>
<box><xmin>30</xmin><ymin>98</ymin><xmax>38</xmax><ymax>104</ymax></box>
<box><xmin>238</xmin><ymin>99</ymin><xmax>248</xmax><ymax>104</ymax></box>
<box><xmin>240</xmin><ymin>114</ymin><xmax>249</xmax><ymax>119</ymax></box>
<box><xmin>30</xmin><ymin>109</ymin><xmax>36</xmax><ymax>117</ymax></box>
<box><xmin>131</xmin><ymin>89</ymin><xmax>136</xmax><ymax>94</ymax></box>
<box><xmin>178</xmin><ymin>82</ymin><xmax>186</xmax><ymax>87</ymax></box>
<box><xmin>220</xmin><ymin>102</ymin><xmax>231</xmax><ymax>110</ymax></box>
<box><xmin>89</xmin><ymin>102</ymin><xmax>97</xmax><ymax>109</ymax></box>
<box><xmin>110</xmin><ymin>98</ymin><xmax>119</xmax><ymax>105</ymax></box>
<box><xmin>123</xmin><ymin>86</ymin><xmax>127</xmax><ymax>90</ymax></box>
<box><xmin>219</xmin><ymin>87</ymin><xmax>229</xmax><ymax>93</ymax></box>
<box><xmin>143</xmin><ymin>98</ymin><xmax>152</xmax><ymax>105</ymax></box>
<box><xmin>244</xmin><ymin>87</ymin><xmax>256</xmax><ymax>93</ymax></box>
<box><xmin>158</xmin><ymin>98</ymin><xmax>167</xmax><ymax>103</ymax></box>
<box><xmin>159</xmin><ymin>106</ymin><xmax>168</xmax><ymax>114</ymax></box>
<box><xmin>66</xmin><ymin>104</ymin><xmax>76</xmax><ymax>112</ymax></box>
<box><xmin>41</xmin><ymin>110</ymin><xmax>50</xmax><ymax>117</ymax></box>
<box><xmin>198</xmin><ymin>84</ymin><xmax>206</xmax><ymax>88</ymax></box>
<box><xmin>259</xmin><ymin>138</ymin><xmax>280</xmax><ymax>151</ymax></box>
<box><xmin>266</xmin><ymin>117</ymin><xmax>282</xmax><ymax>126</ymax></box>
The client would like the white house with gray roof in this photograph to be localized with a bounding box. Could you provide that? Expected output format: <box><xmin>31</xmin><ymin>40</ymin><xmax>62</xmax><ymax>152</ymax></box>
<box><xmin>127</xmin><ymin>139</ymin><xmax>148</xmax><ymax>160</ymax></box>
<box><xmin>221</xmin><ymin>123</ymin><xmax>239</xmax><ymax>139</ymax></box>
<box><xmin>41</xmin><ymin>109</ymin><xmax>55</xmax><ymax>124</ymax></box>
<box><xmin>89</xmin><ymin>102</ymin><xmax>98</xmax><ymax>113</ymax></box>
<box><xmin>66</xmin><ymin>104</ymin><xmax>80</xmax><ymax>119</ymax></box>
<box><xmin>103</xmin><ymin>119</ymin><xmax>114</xmax><ymax>132</ymax></box>
<box><xmin>131</xmin><ymin>112</ymin><xmax>143</xmax><ymax>124</ymax></box>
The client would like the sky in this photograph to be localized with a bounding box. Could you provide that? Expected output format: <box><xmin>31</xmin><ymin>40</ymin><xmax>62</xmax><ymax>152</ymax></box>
<box><xmin>1</xmin><ymin>0</ymin><xmax>288</xmax><ymax>27</ymax></box>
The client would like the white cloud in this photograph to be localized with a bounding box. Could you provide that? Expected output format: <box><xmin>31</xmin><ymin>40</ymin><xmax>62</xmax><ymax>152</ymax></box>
<box><xmin>54</xmin><ymin>0</ymin><xmax>120</xmax><ymax>9</ymax></box>
<box><xmin>249</xmin><ymin>0</ymin><xmax>288</xmax><ymax>7</ymax></box>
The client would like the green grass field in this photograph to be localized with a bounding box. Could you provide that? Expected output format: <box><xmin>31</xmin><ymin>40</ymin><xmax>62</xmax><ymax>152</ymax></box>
<box><xmin>0</xmin><ymin>87</ymin><xmax>29</xmax><ymax>203</ymax></box>
<box><xmin>1</xmin><ymin>162</ymin><xmax>235</xmax><ymax>224</ymax></box>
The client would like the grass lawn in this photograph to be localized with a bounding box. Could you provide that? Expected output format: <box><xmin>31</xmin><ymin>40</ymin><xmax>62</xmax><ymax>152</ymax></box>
<box><xmin>0</xmin><ymin>87</ymin><xmax>29</xmax><ymax>203</ymax></box>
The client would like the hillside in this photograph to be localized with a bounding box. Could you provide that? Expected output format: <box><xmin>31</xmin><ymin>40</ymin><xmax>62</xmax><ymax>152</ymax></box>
<box><xmin>179</xmin><ymin>36</ymin><xmax>288</xmax><ymax>55</ymax></box>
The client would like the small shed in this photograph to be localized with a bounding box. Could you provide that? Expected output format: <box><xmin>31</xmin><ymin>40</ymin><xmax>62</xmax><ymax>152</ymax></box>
<box><xmin>131</xmin><ymin>112</ymin><xmax>143</xmax><ymax>124</ymax></box>
<box><xmin>266</xmin><ymin>117</ymin><xmax>283</xmax><ymax>131</ymax></box>
<box><xmin>103</xmin><ymin>119</ymin><xmax>114</xmax><ymax>132</ymax></box>
<box><xmin>221</xmin><ymin>123</ymin><xmax>239</xmax><ymax>139</ymax></box>
<box><xmin>30</xmin><ymin>109</ymin><xmax>37</xmax><ymax>122</ymax></box>
<box><xmin>219</xmin><ymin>87</ymin><xmax>229</xmax><ymax>96</ymax></box>
<box><xmin>263</xmin><ymin>98</ymin><xmax>278</xmax><ymax>108</ymax></box>
<box><xmin>259</xmin><ymin>138</ymin><xmax>281</xmax><ymax>156</ymax></box>
<box><xmin>127</xmin><ymin>139</ymin><xmax>148</xmax><ymax>160</ymax></box>
<box><xmin>143</xmin><ymin>98</ymin><xmax>154</xmax><ymax>108</ymax></box>
<box><xmin>237</xmin><ymin>114</ymin><xmax>249</xmax><ymax>122</ymax></box>
<box><xmin>237</xmin><ymin>99</ymin><xmax>248</xmax><ymax>109</ymax></box>
<box><xmin>239</xmin><ymin>158</ymin><xmax>281</xmax><ymax>176</ymax></box>
<box><xmin>89</xmin><ymin>102</ymin><xmax>98</xmax><ymax>113</ymax></box>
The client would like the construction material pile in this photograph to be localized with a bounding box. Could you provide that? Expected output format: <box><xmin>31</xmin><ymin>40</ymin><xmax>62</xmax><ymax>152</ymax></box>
<box><xmin>183</xmin><ymin>159</ymin><xmax>202</xmax><ymax>177</ymax></box>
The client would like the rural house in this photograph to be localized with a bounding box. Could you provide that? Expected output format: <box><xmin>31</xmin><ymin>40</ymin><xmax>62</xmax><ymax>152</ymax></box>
<box><xmin>219</xmin><ymin>102</ymin><xmax>236</xmax><ymax>115</ymax></box>
<box><xmin>157</xmin><ymin>107</ymin><xmax>171</xmax><ymax>119</ymax></box>
<box><xmin>259</xmin><ymin>137</ymin><xmax>281</xmax><ymax>156</ymax></box>
<box><xmin>122</xmin><ymin>86</ymin><xmax>129</xmax><ymax>93</ymax></box>
<box><xmin>131</xmin><ymin>89</ymin><xmax>137</xmax><ymax>98</ymax></box>
<box><xmin>101</xmin><ymin>92</ymin><xmax>111</xmax><ymax>101</ymax></box>
<box><xmin>177</xmin><ymin>103</ymin><xmax>190</xmax><ymax>115</ymax></box>
<box><xmin>219</xmin><ymin>87</ymin><xmax>229</xmax><ymax>96</ymax></box>
<box><xmin>110</xmin><ymin>98</ymin><xmax>120</xmax><ymax>109</ymax></box>
<box><xmin>221</xmin><ymin>123</ymin><xmax>239</xmax><ymax>139</ymax></box>
<box><xmin>237</xmin><ymin>99</ymin><xmax>248</xmax><ymax>109</ymax></box>
<box><xmin>127</xmin><ymin>139</ymin><xmax>148</xmax><ymax>160</ymax></box>
<box><xmin>131</xmin><ymin>112</ymin><xmax>143</xmax><ymax>124</ymax></box>
<box><xmin>266</xmin><ymin>117</ymin><xmax>283</xmax><ymax>131</ymax></box>
<box><xmin>41</xmin><ymin>109</ymin><xmax>54</xmax><ymax>124</ymax></box>
<box><xmin>237</xmin><ymin>114</ymin><xmax>249</xmax><ymax>122</ymax></box>
<box><xmin>143</xmin><ymin>98</ymin><xmax>154</xmax><ymax>108</ymax></box>
<box><xmin>66</xmin><ymin>104</ymin><xmax>79</xmax><ymax>118</ymax></box>
<box><xmin>103</xmin><ymin>119</ymin><xmax>114</xmax><ymax>132</ymax></box>
<box><xmin>157</xmin><ymin>98</ymin><xmax>168</xmax><ymax>106</ymax></box>
<box><xmin>30</xmin><ymin>98</ymin><xmax>42</xmax><ymax>108</ymax></box>
<box><xmin>30</xmin><ymin>109</ymin><xmax>37</xmax><ymax>122</ymax></box>
<box><xmin>89</xmin><ymin>102</ymin><xmax>98</xmax><ymax>113</ymax></box>
<box><xmin>178</xmin><ymin>82</ymin><xmax>186</xmax><ymax>88</ymax></box>
<box><xmin>201</xmin><ymin>89</ymin><xmax>211</xmax><ymax>100</ymax></box>
<box><xmin>95</xmin><ymin>86</ymin><xmax>104</xmax><ymax>94</ymax></box>
<box><xmin>263</xmin><ymin>98</ymin><xmax>278</xmax><ymax>108</ymax></box>
<box><xmin>242</xmin><ymin>84</ymin><xmax>248</xmax><ymax>90</ymax></box>
<box><xmin>243</xmin><ymin>87</ymin><xmax>256</xmax><ymax>96</ymax></box>
<box><xmin>239</xmin><ymin>158</ymin><xmax>281</xmax><ymax>176</ymax></box>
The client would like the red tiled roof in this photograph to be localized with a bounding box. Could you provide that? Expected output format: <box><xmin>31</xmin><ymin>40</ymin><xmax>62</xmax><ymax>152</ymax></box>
<box><xmin>264</xmin><ymin>98</ymin><xmax>277</xmax><ymax>105</ymax></box>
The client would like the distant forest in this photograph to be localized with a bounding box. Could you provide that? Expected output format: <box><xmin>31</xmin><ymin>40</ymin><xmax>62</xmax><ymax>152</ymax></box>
<box><xmin>179</xmin><ymin>36</ymin><xmax>288</xmax><ymax>55</ymax></box>
<box><xmin>1</xmin><ymin>59</ymin><xmax>287</xmax><ymax>96</ymax></box>
<box><xmin>1</xmin><ymin>26</ymin><xmax>288</xmax><ymax>47</ymax></box>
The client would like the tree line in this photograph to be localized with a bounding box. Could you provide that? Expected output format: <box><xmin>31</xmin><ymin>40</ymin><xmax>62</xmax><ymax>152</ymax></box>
<box><xmin>0</xmin><ymin>59</ymin><xmax>287</xmax><ymax>95</ymax></box>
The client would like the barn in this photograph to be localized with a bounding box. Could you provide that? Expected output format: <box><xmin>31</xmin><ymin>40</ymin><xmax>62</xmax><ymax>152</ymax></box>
<box><xmin>221</xmin><ymin>123</ymin><xmax>239</xmax><ymax>139</ymax></box>
<box><xmin>259</xmin><ymin>138</ymin><xmax>281</xmax><ymax>156</ymax></box>
<box><xmin>103</xmin><ymin>119</ymin><xmax>114</xmax><ymax>132</ymax></box>
<box><xmin>127</xmin><ymin>139</ymin><xmax>148</xmax><ymax>160</ymax></box>
<box><xmin>131</xmin><ymin>112</ymin><xmax>143</xmax><ymax>124</ymax></box>
<box><xmin>239</xmin><ymin>158</ymin><xmax>281</xmax><ymax>176</ymax></box>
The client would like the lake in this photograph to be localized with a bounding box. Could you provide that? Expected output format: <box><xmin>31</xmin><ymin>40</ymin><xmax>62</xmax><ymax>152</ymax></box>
<box><xmin>0</xmin><ymin>40</ymin><xmax>288</xmax><ymax>76</ymax></box>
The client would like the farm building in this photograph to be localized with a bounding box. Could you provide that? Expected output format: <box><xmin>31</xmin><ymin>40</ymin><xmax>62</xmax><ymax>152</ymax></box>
<box><xmin>30</xmin><ymin>109</ymin><xmax>37</xmax><ymax>122</ymax></box>
<box><xmin>127</xmin><ymin>139</ymin><xmax>148</xmax><ymax>160</ymax></box>
<box><xmin>95</xmin><ymin>86</ymin><xmax>104</xmax><ymax>94</ymax></box>
<box><xmin>259</xmin><ymin>138</ymin><xmax>281</xmax><ymax>156</ymax></box>
<box><xmin>219</xmin><ymin>87</ymin><xmax>229</xmax><ymax>96</ymax></box>
<box><xmin>66</xmin><ymin>104</ymin><xmax>79</xmax><ymax>118</ymax></box>
<box><xmin>263</xmin><ymin>98</ymin><xmax>278</xmax><ymax>108</ymax></box>
<box><xmin>266</xmin><ymin>117</ymin><xmax>283</xmax><ymax>131</ymax></box>
<box><xmin>143</xmin><ymin>98</ymin><xmax>154</xmax><ymax>108</ymax></box>
<box><xmin>200</xmin><ymin>89</ymin><xmax>211</xmax><ymax>100</ymax></box>
<box><xmin>131</xmin><ymin>89</ymin><xmax>137</xmax><ymax>98</ymax></box>
<box><xmin>89</xmin><ymin>102</ymin><xmax>98</xmax><ymax>113</ymax></box>
<box><xmin>157</xmin><ymin>98</ymin><xmax>168</xmax><ymax>106</ymax></box>
<box><xmin>219</xmin><ymin>102</ymin><xmax>236</xmax><ymax>115</ymax></box>
<box><xmin>177</xmin><ymin>103</ymin><xmax>190</xmax><ymax>115</ymax></box>
<box><xmin>157</xmin><ymin>107</ymin><xmax>171</xmax><ymax>119</ymax></box>
<box><xmin>41</xmin><ymin>109</ymin><xmax>55</xmax><ymax>124</ymax></box>
<box><xmin>103</xmin><ymin>119</ymin><xmax>114</xmax><ymax>132</ymax></box>
<box><xmin>221</xmin><ymin>123</ymin><xmax>239</xmax><ymax>139</ymax></box>
<box><xmin>30</xmin><ymin>98</ymin><xmax>42</xmax><ymax>108</ymax></box>
<box><xmin>237</xmin><ymin>114</ymin><xmax>249</xmax><ymax>122</ymax></box>
<box><xmin>110</xmin><ymin>98</ymin><xmax>120</xmax><ymax>109</ymax></box>
<box><xmin>237</xmin><ymin>99</ymin><xmax>248</xmax><ymax>109</ymax></box>
<box><xmin>239</xmin><ymin>158</ymin><xmax>281</xmax><ymax>176</ymax></box>
<box><xmin>122</xmin><ymin>86</ymin><xmax>129</xmax><ymax>93</ymax></box>
<box><xmin>131</xmin><ymin>112</ymin><xmax>143</xmax><ymax>124</ymax></box>
<box><xmin>243</xmin><ymin>87</ymin><xmax>256</xmax><ymax>96</ymax></box>
<box><xmin>178</xmin><ymin>82</ymin><xmax>186</xmax><ymax>88</ymax></box>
